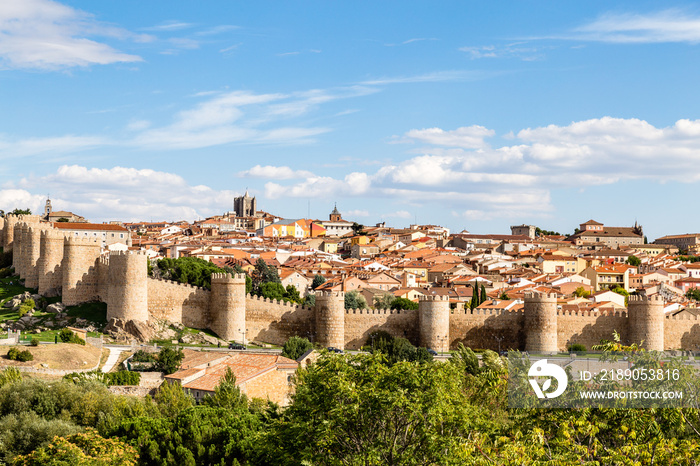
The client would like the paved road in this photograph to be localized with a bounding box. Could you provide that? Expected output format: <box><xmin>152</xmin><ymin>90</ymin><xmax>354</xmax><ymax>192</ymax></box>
<box><xmin>101</xmin><ymin>347</ymin><xmax>125</xmax><ymax>373</ymax></box>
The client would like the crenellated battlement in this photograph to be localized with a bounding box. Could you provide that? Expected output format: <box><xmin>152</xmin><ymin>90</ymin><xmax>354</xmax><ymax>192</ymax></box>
<box><xmin>147</xmin><ymin>277</ymin><xmax>208</xmax><ymax>292</ymax></box>
<box><xmin>629</xmin><ymin>294</ymin><xmax>664</xmax><ymax>303</ymax></box>
<box><xmin>524</xmin><ymin>291</ymin><xmax>558</xmax><ymax>301</ymax></box>
<box><xmin>419</xmin><ymin>294</ymin><xmax>449</xmax><ymax>302</ymax></box>
<box><xmin>345</xmin><ymin>308</ymin><xmax>416</xmax><ymax>315</ymax></box>
<box><xmin>317</xmin><ymin>290</ymin><xmax>345</xmax><ymax>298</ymax></box>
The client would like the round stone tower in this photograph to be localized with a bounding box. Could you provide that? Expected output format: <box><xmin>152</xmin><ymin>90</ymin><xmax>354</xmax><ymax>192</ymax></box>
<box><xmin>210</xmin><ymin>273</ymin><xmax>247</xmax><ymax>343</ymax></box>
<box><xmin>107</xmin><ymin>251</ymin><xmax>148</xmax><ymax>322</ymax></box>
<box><xmin>315</xmin><ymin>291</ymin><xmax>345</xmax><ymax>350</ymax></box>
<box><xmin>12</xmin><ymin>222</ymin><xmax>26</xmax><ymax>275</ymax></box>
<box><xmin>628</xmin><ymin>294</ymin><xmax>664</xmax><ymax>351</ymax></box>
<box><xmin>419</xmin><ymin>294</ymin><xmax>450</xmax><ymax>352</ymax></box>
<box><xmin>524</xmin><ymin>291</ymin><xmax>558</xmax><ymax>353</ymax></box>
<box><xmin>23</xmin><ymin>225</ymin><xmax>46</xmax><ymax>289</ymax></box>
<box><xmin>3</xmin><ymin>215</ymin><xmax>18</xmax><ymax>252</ymax></box>
<box><xmin>62</xmin><ymin>236</ymin><xmax>102</xmax><ymax>306</ymax></box>
<box><xmin>38</xmin><ymin>229</ymin><xmax>65</xmax><ymax>296</ymax></box>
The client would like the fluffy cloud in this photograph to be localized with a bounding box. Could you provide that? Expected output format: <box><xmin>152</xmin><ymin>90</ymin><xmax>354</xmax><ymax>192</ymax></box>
<box><xmin>239</xmin><ymin>165</ymin><xmax>314</xmax><ymax>180</ymax></box>
<box><xmin>8</xmin><ymin>165</ymin><xmax>236</xmax><ymax>222</ymax></box>
<box><xmin>0</xmin><ymin>0</ymin><xmax>145</xmax><ymax>70</ymax></box>
<box><xmin>250</xmin><ymin>117</ymin><xmax>700</xmax><ymax>220</ymax></box>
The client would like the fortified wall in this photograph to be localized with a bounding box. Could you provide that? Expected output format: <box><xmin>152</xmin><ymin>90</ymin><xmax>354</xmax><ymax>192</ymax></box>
<box><xmin>2</xmin><ymin>215</ymin><xmax>700</xmax><ymax>352</ymax></box>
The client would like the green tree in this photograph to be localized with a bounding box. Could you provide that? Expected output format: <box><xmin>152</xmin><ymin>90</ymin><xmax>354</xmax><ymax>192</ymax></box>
<box><xmin>270</xmin><ymin>353</ymin><xmax>477</xmax><ymax>465</ymax></box>
<box><xmin>611</xmin><ymin>285</ymin><xmax>630</xmax><ymax>306</ymax></box>
<box><xmin>573</xmin><ymin>286</ymin><xmax>590</xmax><ymax>298</ymax></box>
<box><xmin>686</xmin><ymin>288</ymin><xmax>700</xmax><ymax>301</ymax></box>
<box><xmin>480</xmin><ymin>283</ymin><xmax>487</xmax><ymax>303</ymax></box>
<box><xmin>10</xmin><ymin>208</ymin><xmax>31</xmax><ymax>216</ymax></box>
<box><xmin>154</xmin><ymin>380</ymin><xmax>194</xmax><ymax>418</ymax></box>
<box><xmin>389</xmin><ymin>297</ymin><xmax>418</xmax><ymax>310</ymax></box>
<box><xmin>201</xmin><ymin>368</ymin><xmax>247</xmax><ymax>411</ymax></box>
<box><xmin>156</xmin><ymin>257</ymin><xmax>225</xmax><ymax>289</ymax></box>
<box><xmin>14</xmin><ymin>428</ymin><xmax>138</xmax><ymax>466</ymax></box>
<box><xmin>344</xmin><ymin>290</ymin><xmax>367</xmax><ymax>310</ymax></box>
<box><xmin>498</xmin><ymin>290</ymin><xmax>510</xmax><ymax>300</ymax></box>
<box><xmin>351</xmin><ymin>222</ymin><xmax>365</xmax><ymax>235</ymax></box>
<box><xmin>284</xmin><ymin>284</ymin><xmax>301</xmax><ymax>303</ymax></box>
<box><xmin>311</xmin><ymin>274</ymin><xmax>326</xmax><ymax>290</ymax></box>
<box><xmin>155</xmin><ymin>347</ymin><xmax>184</xmax><ymax>375</ymax></box>
<box><xmin>373</xmin><ymin>293</ymin><xmax>394</xmax><ymax>309</ymax></box>
<box><xmin>259</xmin><ymin>282</ymin><xmax>286</xmax><ymax>301</ymax></box>
<box><xmin>281</xmin><ymin>336</ymin><xmax>313</xmax><ymax>361</ymax></box>
<box><xmin>626</xmin><ymin>255</ymin><xmax>642</xmax><ymax>266</ymax></box>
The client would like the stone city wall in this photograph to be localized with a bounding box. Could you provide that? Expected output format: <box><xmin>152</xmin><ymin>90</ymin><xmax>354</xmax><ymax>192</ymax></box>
<box><xmin>147</xmin><ymin>278</ymin><xmax>211</xmax><ymax>329</ymax></box>
<box><xmin>245</xmin><ymin>294</ymin><xmax>315</xmax><ymax>346</ymax></box>
<box><xmin>449</xmin><ymin>308</ymin><xmax>526</xmax><ymax>351</ymax></box>
<box><xmin>665</xmin><ymin>314</ymin><xmax>700</xmax><ymax>350</ymax></box>
<box><xmin>344</xmin><ymin>308</ymin><xmax>419</xmax><ymax>350</ymax></box>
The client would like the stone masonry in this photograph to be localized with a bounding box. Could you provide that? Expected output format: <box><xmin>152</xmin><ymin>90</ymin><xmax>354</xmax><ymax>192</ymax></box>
<box><xmin>2</xmin><ymin>214</ymin><xmax>700</xmax><ymax>351</ymax></box>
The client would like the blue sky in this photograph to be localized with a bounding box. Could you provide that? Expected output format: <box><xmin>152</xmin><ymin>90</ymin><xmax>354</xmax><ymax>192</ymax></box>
<box><xmin>2</xmin><ymin>1</ymin><xmax>700</xmax><ymax>241</ymax></box>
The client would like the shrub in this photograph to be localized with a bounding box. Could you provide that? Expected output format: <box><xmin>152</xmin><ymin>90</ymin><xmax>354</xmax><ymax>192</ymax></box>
<box><xmin>131</xmin><ymin>350</ymin><xmax>156</xmax><ymax>363</ymax></box>
<box><xmin>281</xmin><ymin>336</ymin><xmax>313</xmax><ymax>361</ymax></box>
<box><xmin>156</xmin><ymin>347</ymin><xmax>184</xmax><ymax>375</ymax></box>
<box><xmin>8</xmin><ymin>348</ymin><xmax>33</xmax><ymax>362</ymax></box>
<box><xmin>6</xmin><ymin>348</ymin><xmax>19</xmax><ymax>360</ymax></box>
<box><xmin>0</xmin><ymin>267</ymin><xmax>12</xmax><ymax>279</ymax></box>
<box><xmin>105</xmin><ymin>371</ymin><xmax>141</xmax><ymax>386</ymax></box>
<box><xmin>568</xmin><ymin>343</ymin><xmax>587</xmax><ymax>353</ymax></box>
<box><xmin>17</xmin><ymin>299</ymin><xmax>35</xmax><ymax>318</ymax></box>
<box><xmin>30</xmin><ymin>338</ymin><xmax>39</xmax><ymax>347</ymax></box>
<box><xmin>58</xmin><ymin>328</ymin><xmax>86</xmax><ymax>346</ymax></box>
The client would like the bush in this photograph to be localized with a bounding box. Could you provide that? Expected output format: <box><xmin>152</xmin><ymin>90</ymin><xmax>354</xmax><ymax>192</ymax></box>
<box><xmin>30</xmin><ymin>338</ymin><xmax>39</xmax><ymax>347</ymax></box>
<box><xmin>0</xmin><ymin>267</ymin><xmax>12</xmax><ymax>279</ymax></box>
<box><xmin>281</xmin><ymin>336</ymin><xmax>313</xmax><ymax>361</ymax></box>
<box><xmin>7</xmin><ymin>348</ymin><xmax>33</xmax><ymax>362</ymax></box>
<box><xmin>17</xmin><ymin>299</ymin><xmax>35</xmax><ymax>318</ymax></box>
<box><xmin>58</xmin><ymin>328</ymin><xmax>86</xmax><ymax>346</ymax></box>
<box><xmin>156</xmin><ymin>347</ymin><xmax>184</xmax><ymax>375</ymax></box>
<box><xmin>568</xmin><ymin>343</ymin><xmax>587</xmax><ymax>353</ymax></box>
<box><xmin>106</xmin><ymin>371</ymin><xmax>141</xmax><ymax>386</ymax></box>
<box><xmin>131</xmin><ymin>350</ymin><xmax>156</xmax><ymax>363</ymax></box>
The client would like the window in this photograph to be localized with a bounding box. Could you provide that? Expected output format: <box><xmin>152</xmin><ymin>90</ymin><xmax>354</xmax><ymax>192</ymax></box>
<box><xmin>119</xmin><ymin>234</ymin><xmax>124</xmax><ymax>239</ymax></box>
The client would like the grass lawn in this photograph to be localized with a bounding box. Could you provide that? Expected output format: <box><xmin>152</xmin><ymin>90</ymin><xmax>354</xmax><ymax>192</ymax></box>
<box><xmin>66</xmin><ymin>301</ymin><xmax>107</xmax><ymax>325</ymax></box>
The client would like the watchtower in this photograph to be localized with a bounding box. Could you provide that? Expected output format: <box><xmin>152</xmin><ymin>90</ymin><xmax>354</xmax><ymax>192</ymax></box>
<box><xmin>419</xmin><ymin>294</ymin><xmax>450</xmax><ymax>352</ymax></box>
<box><xmin>107</xmin><ymin>251</ymin><xmax>149</xmax><ymax>322</ymax></box>
<box><xmin>3</xmin><ymin>215</ymin><xmax>18</xmax><ymax>252</ymax></box>
<box><xmin>62</xmin><ymin>236</ymin><xmax>101</xmax><ymax>306</ymax></box>
<box><xmin>628</xmin><ymin>294</ymin><xmax>664</xmax><ymax>351</ymax></box>
<box><xmin>524</xmin><ymin>292</ymin><xmax>558</xmax><ymax>353</ymax></box>
<box><xmin>315</xmin><ymin>291</ymin><xmax>345</xmax><ymax>349</ymax></box>
<box><xmin>210</xmin><ymin>273</ymin><xmax>247</xmax><ymax>343</ymax></box>
<box><xmin>38</xmin><ymin>229</ymin><xmax>65</xmax><ymax>296</ymax></box>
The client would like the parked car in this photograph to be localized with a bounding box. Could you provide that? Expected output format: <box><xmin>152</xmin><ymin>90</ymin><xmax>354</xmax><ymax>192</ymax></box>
<box><xmin>228</xmin><ymin>343</ymin><xmax>245</xmax><ymax>350</ymax></box>
<box><xmin>327</xmin><ymin>347</ymin><xmax>343</xmax><ymax>354</ymax></box>
<box><xmin>427</xmin><ymin>348</ymin><xmax>438</xmax><ymax>356</ymax></box>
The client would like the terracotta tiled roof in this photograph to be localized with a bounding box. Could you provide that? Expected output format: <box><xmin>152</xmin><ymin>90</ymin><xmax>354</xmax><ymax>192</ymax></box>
<box><xmin>52</xmin><ymin>222</ymin><xmax>127</xmax><ymax>231</ymax></box>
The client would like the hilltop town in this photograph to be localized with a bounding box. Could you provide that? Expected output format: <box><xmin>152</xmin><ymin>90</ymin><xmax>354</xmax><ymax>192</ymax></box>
<box><xmin>3</xmin><ymin>194</ymin><xmax>700</xmax><ymax>355</ymax></box>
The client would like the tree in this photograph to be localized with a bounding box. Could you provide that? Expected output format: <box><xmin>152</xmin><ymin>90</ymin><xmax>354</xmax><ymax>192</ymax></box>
<box><xmin>156</xmin><ymin>257</ymin><xmax>226</xmax><ymax>289</ymax></box>
<box><xmin>56</xmin><ymin>218</ymin><xmax>70</xmax><ymax>222</ymax></box>
<box><xmin>626</xmin><ymin>255</ymin><xmax>642</xmax><ymax>266</ymax></box>
<box><xmin>686</xmin><ymin>288</ymin><xmax>700</xmax><ymax>301</ymax></box>
<box><xmin>9</xmin><ymin>208</ymin><xmax>31</xmax><ymax>216</ymax></box>
<box><xmin>351</xmin><ymin>222</ymin><xmax>365</xmax><ymax>235</ymax></box>
<box><xmin>373</xmin><ymin>293</ymin><xmax>394</xmax><ymax>309</ymax></box>
<box><xmin>344</xmin><ymin>290</ymin><xmax>367</xmax><ymax>310</ymax></box>
<box><xmin>14</xmin><ymin>428</ymin><xmax>138</xmax><ymax>466</ymax></box>
<box><xmin>271</xmin><ymin>353</ymin><xmax>475</xmax><ymax>465</ymax></box>
<box><xmin>201</xmin><ymin>368</ymin><xmax>247</xmax><ymax>411</ymax></box>
<box><xmin>311</xmin><ymin>274</ymin><xmax>326</xmax><ymax>290</ymax></box>
<box><xmin>154</xmin><ymin>379</ymin><xmax>194</xmax><ymax>418</ymax></box>
<box><xmin>611</xmin><ymin>286</ymin><xmax>629</xmax><ymax>306</ymax></box>
<box><xmin>480</xmin><ymin>283</ymin><xmax>487</xmax><ymax>303</ymax></box>
<box><xmin>498</xmin><ymin>290</ymin><xmax>510</xmax><ymax>300</ymax></box>
<box><xmin>155</xmin><ymin>347</ymin><xmax>184</xmax><ymax>375</ymax></box>
<box><xmin>251</xmin><ymin>258</ymin><xmax>280</xmax><ymax>294</ymax></box>
<box><xmin>389</xmin><ymin>297</ymin><xmax>418</xmax><ymax>310</ymax></box>
<box><xmin>281</xmin><ymin>336</ymin><xmax>313</xmax><ymax>361</ymax></box>
<box><xmin>364</xmin><ymin>332</ymin><xmax>433</xmax><ymax>365</ymax></box>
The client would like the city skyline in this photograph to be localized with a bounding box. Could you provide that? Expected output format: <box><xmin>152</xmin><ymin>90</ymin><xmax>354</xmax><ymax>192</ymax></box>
<box><xmin>2</xmin><ymin>1</ymin><xmax>700</xmax><ymax>240</ymax></box>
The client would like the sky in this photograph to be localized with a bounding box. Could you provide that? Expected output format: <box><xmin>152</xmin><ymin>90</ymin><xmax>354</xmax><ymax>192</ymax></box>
<box><xmin>2</xmin><ymin>1</ymin><xmax>700</xmax><ymax>241</ymax></box>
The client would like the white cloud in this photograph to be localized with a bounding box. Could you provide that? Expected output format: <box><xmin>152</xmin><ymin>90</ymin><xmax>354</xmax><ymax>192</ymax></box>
<box><xmin>359</xmin><ymin>70</ymin><xmax>490</xmax><ymax>86</ymax></box>
<box><xmin>239</xmin><ymin>165</ymin><xmax>314</xmax><ymax>180</ymax></box>
<box><xmin>0</xmin><ymin>189</ymin><xmax>46</xmax><ymax>214</ymax></box>
<box><xmin>459</xmin><ymin>43</ymin><xmax>546</xmax><ymax>61</ymax></box>
<box><xmin>11</xmin><ymin>165</ymin><xmax>236</xmax><ymax>222</ymax></box>
<box><xmin>403</xmin><ymin>126</ymin><xmax>495</xmax><ymax>149</ymax></box>
<box><xmin>344</xmin><ymin>209</ymin><xmax>369</xmax><ymax>217</ymax></box>
<box><xmin>383</xmin><ymin>210</ymin><xmax>412</xmax><ymax>219</ymax></box>
<box><xmin>572</xmin><ymin>9</ymin><xmax>700</xmax><ymax>44</ymax></box>
<box><xmin>251</xmin><ymin>117</ymin><xmax>700</xmax><ymax>221</ymax></box>
<box><xmin>0</xmin><ymin>0</ymin><xmax>143</xmax><ymax>70</ymax></box>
